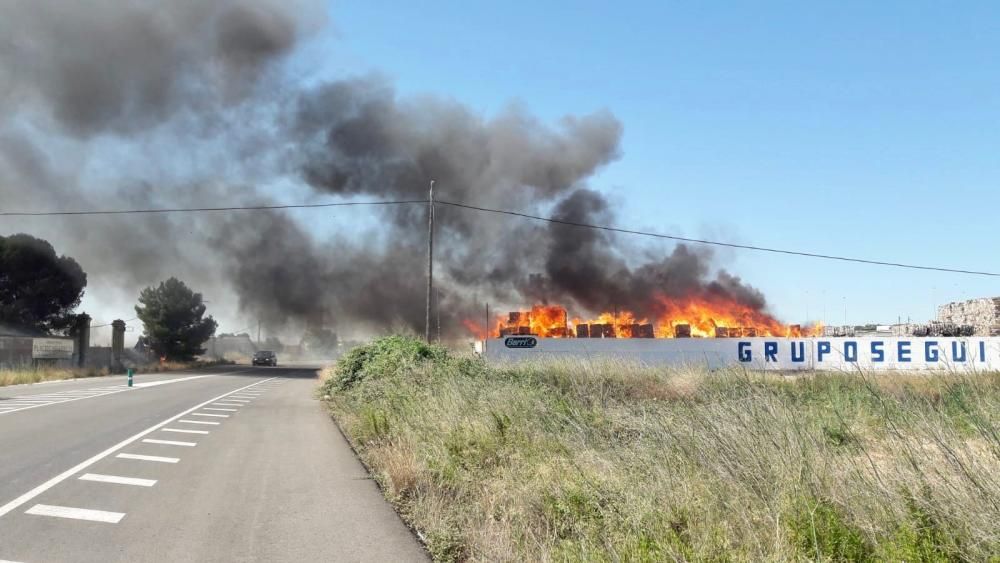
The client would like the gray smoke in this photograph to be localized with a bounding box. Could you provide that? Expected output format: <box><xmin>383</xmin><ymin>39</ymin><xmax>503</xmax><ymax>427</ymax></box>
<box><xmin>0</xmin><ymin>0</ymin><xmax>776</xmax><ymax>339</ymax></box>
<box><xmin>0</xmin><ymin>0</ymin><xmax>313</xmax><ymax>136</ymax></box>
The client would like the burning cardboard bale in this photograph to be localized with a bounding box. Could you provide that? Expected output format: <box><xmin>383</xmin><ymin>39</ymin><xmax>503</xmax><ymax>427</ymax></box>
<box><xmin>576</xmin><ymin>324</ymin><xmax>589</xmax><ymax>338</ymax></box>
<box><xmin>674</xmin><ymin>324</ymin><xmax>692</xmax><ymax>338</ymax></box>
<box><xmin>715</xmin><ymin>327</ymin><xmax>730</xmax><ymax>338</ymax></box>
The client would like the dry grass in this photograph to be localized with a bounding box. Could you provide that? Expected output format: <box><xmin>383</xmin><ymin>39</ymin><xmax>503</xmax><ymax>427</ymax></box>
<box><xmin>323</xmin><ymin>336</ymin><xmax>1000</xmax><ymax>562</ymax></box>
<box><xmin>0</xmin><ymin>359</ymin><xmax>233</xmax><ymax>388</ymax></box>
<box><xmin>0</xmin><ymin>366</ymin><xmax>110</xmax><ymax>387</ymax></box>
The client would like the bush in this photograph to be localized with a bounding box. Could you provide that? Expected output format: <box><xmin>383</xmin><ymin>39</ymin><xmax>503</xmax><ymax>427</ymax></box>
<box><xmin>326</xmin><ymin>335</ymin><xmax>449</xmax><ymax>392</ymax></box>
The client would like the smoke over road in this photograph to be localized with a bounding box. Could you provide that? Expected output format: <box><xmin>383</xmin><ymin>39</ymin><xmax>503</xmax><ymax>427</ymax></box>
<box><xmin>0</xmin><ymin>0</ymin><xmax>778</xmax><ymax>338</ymax></box>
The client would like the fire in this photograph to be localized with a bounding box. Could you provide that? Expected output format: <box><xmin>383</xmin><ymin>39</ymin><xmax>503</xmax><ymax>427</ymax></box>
<box><xmin>488</xmin><ymin>296</ymin><xmax>821</xmax><ymax>339</ymax></box>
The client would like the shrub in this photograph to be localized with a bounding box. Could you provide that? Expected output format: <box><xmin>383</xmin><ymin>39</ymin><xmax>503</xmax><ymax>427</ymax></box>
<box><xmin>327</xmin><ymin>335</ymin><xmax>448</xmax><ymax>392</ymax></box>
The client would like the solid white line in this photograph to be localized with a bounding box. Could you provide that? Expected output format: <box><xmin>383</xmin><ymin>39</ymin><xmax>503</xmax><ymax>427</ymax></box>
<box><xmin>203</xmin><ymin>407</ymin><xmax>237</xmax><ymax>412</ymax></box>
<box><xmin>0</xmin><ymin>377</ymin><xmax>275</xmax><ymax>518</ymax></box>
<box><xmin>142</xmin><ymin>439</ymin><xmax>196</xmax><ymax>447</ymax></box>
<box><xmin>224</xmin><ymin>399</ymin><xmax>250</xmax><ymax>403</ymax></box>
<box><xmin>162</xmin><ymin>428</ymin><xmax>209</xmax><ymax>434</ymax></box>
<box><xmin>116</xmin><ymin>453</ymin><xmax>179</xmax><ymax>464</ymax></box>
<box><xmin>212</xmin><ymin>403</ymin><xmax>243</xmax><ymax>407</ymax></box>
<box><xmin>178</xmin><ymin>419</ymin><xmax>219</xmax><ymax>425</ymax></box>
<box><xmin>26</xmin><ymin>504</ymin><xmax>125</xmax><ymax>524</ymax></box>
<box><xmin>79</xmin><ymin>473</ymin><xmax>156</xmax><ymax>487</ymax></box>
<box><xmin>192</xmin><ymin>413</ymin><xmax>229</xmax><ymax>418</ymax></box>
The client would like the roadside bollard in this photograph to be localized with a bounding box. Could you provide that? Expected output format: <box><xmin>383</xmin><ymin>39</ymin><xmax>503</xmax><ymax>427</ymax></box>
<box><xmin>127</xmin><ymin>368</ymin><xmax>133</xmax><ymax>388</ymax></box>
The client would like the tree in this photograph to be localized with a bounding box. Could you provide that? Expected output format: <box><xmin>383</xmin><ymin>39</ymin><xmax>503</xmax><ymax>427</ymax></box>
<box><xmin>0</xmin><ymin>233</ymin><xmax>87</xmax><ymax>334</ymax></box>
<box><xmin>135</xmin><ymin>277</ymin><xmax>217</xmax><ymax>361</ymax></box>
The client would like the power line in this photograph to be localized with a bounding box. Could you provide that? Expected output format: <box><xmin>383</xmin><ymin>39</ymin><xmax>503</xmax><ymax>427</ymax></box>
<box><xmin>0</xmin><ymin>199</ymin><xmax>428</xmax><ymax>217</ymax></box>
<box><xmin>435</xmin><ymin>199</ymin><xmax>1000</xmax><ymax>278</ymax></box>
<box><xmin>2</xmin><ymin>196</ymin><xmax>996</xmax><ymax>277</ymax></box>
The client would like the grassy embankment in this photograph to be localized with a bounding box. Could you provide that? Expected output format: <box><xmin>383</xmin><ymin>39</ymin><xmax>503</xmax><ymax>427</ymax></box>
<box><xmin>322</xmin><ymin>336</ymin><xmax>1000</xmax><ymax>562</ymax></box>
<box><xmin>0</xmin><ymin>360</ymin><xmax>232</xmax><ymax>388</ymax></box>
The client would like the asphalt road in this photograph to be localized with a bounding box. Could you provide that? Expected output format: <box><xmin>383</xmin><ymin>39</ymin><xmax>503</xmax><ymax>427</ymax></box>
<box><xmin>0</xmin><ymin>366</ymin><xmax>428</xmax><ymax>562</ymax></box>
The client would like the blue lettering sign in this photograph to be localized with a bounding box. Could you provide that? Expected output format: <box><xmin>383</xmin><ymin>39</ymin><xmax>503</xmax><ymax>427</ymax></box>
<box><xmin>738</xmin><ymin>341</ymin><xmax>751</xmax><ymax>362</ymax></box>
<box><xmin>844</xmin><ymin>341</ymin><xmax>858</xmax><ymax>362</ymax></box>
<box><xmin>871</xmin><ymin>341</ymin><xmax>885</xmax><ymax>362</ymax></box>
<box><xmin>765</xmin><ymin>341</ymin><xmax>778</xmax><ymax>362</ymax></box>
<box><xmin>817</xmin><ymin>341</ymin><xmax>831</xmax><ymax>362</ymax></box>
<box><xmin>952</xmin><ymin>341</ymin><xmax>967</xmax><ymax>362</ymax></box>
<box><xmin>925</xmin><ymin>341</ymin><xmax>939</xmax><ymax>362</ymax></box>
<box><xmin>791</xmin><ymin>341</ymin><xmax>806</xmax><ymax>363</ymax></box>
<box><xmin>898</xmin><ymin>341</ymin><xmax>911</xmax><ymax>362</ymax></box>
<box><xmin>981</xmin><ymin>341</ymin><xmax>987</xmax><ymax>362</ymax></box>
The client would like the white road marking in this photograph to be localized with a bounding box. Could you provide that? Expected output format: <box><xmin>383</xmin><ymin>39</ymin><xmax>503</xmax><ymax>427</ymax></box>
<box><xmin>0</xmin><ymin>373</ymin><xmax>239</xmax><ymax>417</ymax></box>
<box><xmin>26</xmin><ymin>504</ymin><xmax>125</xmax><ymax>524</ymax></box>
<box><xmin>192</xmin><ymin>413</ymin><xmax>229</xmax><ymax>418</ymax></box>
<box><xmin>162</xmin><ymin>428</ymin><xmax>210</xmax><ymax>434</ymax></box>
<box><xmin>0</xmin><ymin>378</ymin><xmax>275</xmax><ymax>518</ymax></box>
<box><xmin>178</xmin><ymin>419</ymin><xmax>219</xmax><ymax>425</ymax></box>
<box><xmin>224</xmin><ymin>399</ymin><xmax>250</xmax><ymax>403</ymax></box>
<box><xmin>213</xmin><ymin>403</ymin><xmax>243</xmax><ymax>407</ymax></box>
<box><xmin>132</xmin><ymin>375</ymin><xmax>211</xmax><ymax>388</ymax></box>
<box><xmin>116</xmin><ymin>453</ymin><xmax>179</xmax><ymax>464</ymax></box>
<box><xmin>142</xmin><ymin>439</ymin><xmax>197</xmax><ymax>447</ymax></box>
<box><xmin>0</xmin><ymin>558</ymin><xmax>26</xmax><ymax>562</ymax></box>
<box><xmin>79</xmin><ymin>473</ymin><xmax>157</xmax><ymax>487</ymax></box>
<box><xmin>204</xmin><ymin>407</ymin><xmax>237</xmax><ymax>412</ymax></box>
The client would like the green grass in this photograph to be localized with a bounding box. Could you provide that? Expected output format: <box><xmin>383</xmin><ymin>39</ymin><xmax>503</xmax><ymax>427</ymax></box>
<box><xmin>322</xmin><ymin>336</ymin><xmax>1000</xmax><ymax>562</ymax></box>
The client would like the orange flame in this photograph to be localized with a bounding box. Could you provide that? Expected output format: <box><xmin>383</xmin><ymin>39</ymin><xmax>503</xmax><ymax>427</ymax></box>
<box><xmin>486</xmin><ymin>296</ymin><xmax>821</xmax><ymax>339</ymax></box>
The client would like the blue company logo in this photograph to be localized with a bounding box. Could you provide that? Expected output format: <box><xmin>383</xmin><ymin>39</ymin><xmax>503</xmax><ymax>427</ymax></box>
<box><xmin>738</xmin><ymin>340</ymin><xmax>989</xmax><ymax>363</ymax></box>
<box><xmin>504</xmin><ymin>336</ymin><xmax>538</xmax><ymax>349</ymax></box>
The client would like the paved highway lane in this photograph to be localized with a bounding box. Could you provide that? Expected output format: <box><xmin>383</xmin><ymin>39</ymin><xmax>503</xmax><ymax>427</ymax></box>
<box><xmin>0</xmin><ymin>366</ymin><xmax>427</xmax><ymax>562</ymax></box>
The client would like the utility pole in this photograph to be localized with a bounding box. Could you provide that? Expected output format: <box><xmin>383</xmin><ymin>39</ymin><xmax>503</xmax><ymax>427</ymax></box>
<box><xmin>425</xmin><ymin>180</ymin><xmax>435</xmax><ymax>343</ymax></box>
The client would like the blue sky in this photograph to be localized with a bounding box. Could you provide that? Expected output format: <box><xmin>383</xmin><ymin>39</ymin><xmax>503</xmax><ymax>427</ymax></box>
<box><xmin>309</xmin><ymin>1</ymin><xmax>997</xmax><ymax>325</ymax></box>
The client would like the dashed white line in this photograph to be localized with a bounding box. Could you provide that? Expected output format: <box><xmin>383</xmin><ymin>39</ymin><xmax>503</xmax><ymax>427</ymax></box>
<box><xmin>162</xmin><ymin>428</ymin><xmax>210</xmax><ymax>434</ymax></box>
<box><xmin>25</xmin><ymin>504</ymin><xmax>125</xmax><ymax>524</ymax></box>
<box><xmin>0</xmin><ymin>377</ymin><xmax>275</xmax><ymax>518</ymax></box>
<box><xmin>178</xmin><ymin>419</ymin><xmax>220</xmax><ymax>425</ymax></box>
<box><xmin>116</xmin><ymin>453</ymin><xmax>179</xmax><ymax>464</ymax></box>
<box><xmin>79</xmin><ymin>473</ymin><xmax>157</xmax><ymax>487</ymax></box>
<box><xmin>142</xmin><ymin>439</ymin><xmax>196</xmax><ymax>447</ymax></box>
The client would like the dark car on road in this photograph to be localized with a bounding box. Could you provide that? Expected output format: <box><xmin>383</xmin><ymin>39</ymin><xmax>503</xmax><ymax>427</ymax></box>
<box><xmin>252</xmin><ymin>350</ymin><xmax>277</xmax><ymax>366</ymax></box>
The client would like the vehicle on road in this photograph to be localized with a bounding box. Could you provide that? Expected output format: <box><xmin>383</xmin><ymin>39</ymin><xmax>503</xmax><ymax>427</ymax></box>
<box><xmin>252</xmin><ymin>350</ymin><xmax>278</xmax><ymax>366</ymax></box>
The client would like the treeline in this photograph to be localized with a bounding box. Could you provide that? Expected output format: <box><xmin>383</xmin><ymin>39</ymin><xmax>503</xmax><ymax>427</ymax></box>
<box><xmin>0</xmin><ymin>233</ymin><xmax>215</xmax><ymax>361</ymax></box>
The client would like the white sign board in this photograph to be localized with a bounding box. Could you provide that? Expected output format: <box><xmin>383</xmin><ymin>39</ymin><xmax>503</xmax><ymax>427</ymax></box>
<box><xmin>482</xmin><ymin>337</ymin><xmax>1000</xmax><ymax>372</ymax></box>
<box><xmin>32</xmin><ymin>338</ymin><xmax>75</xmax><ymax>360</ymax></box>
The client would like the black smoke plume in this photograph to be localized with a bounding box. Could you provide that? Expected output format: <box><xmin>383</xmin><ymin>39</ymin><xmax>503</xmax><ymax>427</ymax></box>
<box><xmin>0</xmin><ymin>0</ymin><xmax>776</xmax><ymax>338</ymax></box>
